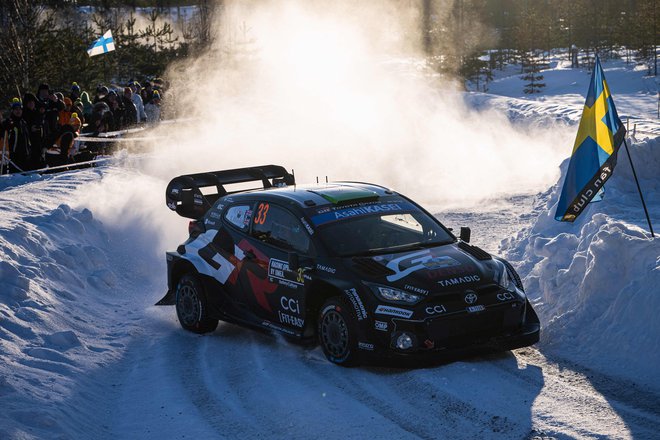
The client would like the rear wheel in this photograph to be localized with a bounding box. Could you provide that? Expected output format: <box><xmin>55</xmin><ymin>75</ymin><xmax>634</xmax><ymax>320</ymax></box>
<box><xmin>318</xmin><ymin>297</ymin><xmax>359</xmax><ymax>366</ymax></box>
<box><xmin>175</xmin><ymin>273</ymin><xmax>219</xmax><ymax>334</ymax></box>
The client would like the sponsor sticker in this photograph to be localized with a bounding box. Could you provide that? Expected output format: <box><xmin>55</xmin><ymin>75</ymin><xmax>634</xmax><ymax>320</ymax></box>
<box><xmin>268</xmin><ymin>258</ymin><xmax>303</xmax><ymax>286</ymax></box>
<box><xmin>497</xmin><ymin>292</ymin><xmax>515</xmax><ymax>301</ymax></box>
<box><xmin>358</xmin><ymin>342</ymin><xmax>375</xmax><ymax>351</ymax></box>
<box><xmin>316</xmin><ymin>264</ymin><xmax>337</xmax><ymax>274</ymax></box>
<box><xmin>405</xmin><ymin>284</ymin><xmax>429</xmax><ymax>295</ymax></box>
<box><xmin>425</xmin><ymin>305</ymin><xmax>447</xmax><ymax>315</ymax></box>
<box><xmin>345</xmin><ymin>288</ymin><xmax>367</xmax><ymax>320</ymax></box>
<box><xmin>374</xmin><ymin>320</ymin><xmax>388</xmax><ymax>331</ymax></box>
<box><xmin>300</xmin><ymin>217</ymin><xmax>314</xmax><ymax>235</ymax></box>
<box><xmin>437</xmin><ymin>275</ymin><xmax>481</xmax><ymax>288</ymax></box>
<box><xmin>309</xmin><ymin>201</ymin><xmax>416</xmax><ymax>225</ymax></box>
<box><xmin>467</xmin><ymin>305</ymin><xmax>485</xmax><ymax>313</ymax></box>
<box><xmin>375</xmin><ymin>305</ymin><xmax>413</xmax><ymax>319</ymax></box>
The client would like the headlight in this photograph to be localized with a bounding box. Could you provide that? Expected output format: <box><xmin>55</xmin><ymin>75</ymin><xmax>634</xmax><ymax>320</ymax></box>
<box><xmin>495</xmin><ymin>260</ymin><xmax>520</xmax><ymax>293</ymax></box>
<box><xmin>370</xmin><ymin>284</ymin><xmax>422</xmax><ymax>305</ymax></box>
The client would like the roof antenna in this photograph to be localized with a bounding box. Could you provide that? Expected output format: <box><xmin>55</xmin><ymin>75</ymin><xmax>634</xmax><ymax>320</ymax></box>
<box><xmin>316</xmin><ymin>176</ymin><xmax>319</xmax><ymax>184</ymax></box>
<box><xmin>325</xmin><ymin>176</ymin><xmax>328</xmax><ymax>183</ymax></box>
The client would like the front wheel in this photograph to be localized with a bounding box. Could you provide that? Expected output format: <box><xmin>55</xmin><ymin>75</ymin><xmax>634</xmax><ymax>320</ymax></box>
<box><xmin>175</xmin><ymin>273</ymin><xmax>219</xmax><ymax>334</ymax></box>
<box><xmin>318</xmin><ymin>297</ymin><xmax>359</xmax><ymax>366</ymax></box>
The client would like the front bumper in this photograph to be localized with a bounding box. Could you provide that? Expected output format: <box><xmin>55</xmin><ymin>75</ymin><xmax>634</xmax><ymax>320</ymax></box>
<box><xmin>361</xmin><ymin>300</ymin><xmax>540</xmax><ymax>365</ymax></box>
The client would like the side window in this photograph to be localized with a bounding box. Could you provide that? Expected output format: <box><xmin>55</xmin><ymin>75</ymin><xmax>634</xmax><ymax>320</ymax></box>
<box><xmin>252</xmin><ymin>203</ymin><xmax>311</xmax><ymax>254</ymax></box>
<box><xmin>224</xmin><ymin>204</ymin><xmax>253</xmax><ymax>231</ymax></box>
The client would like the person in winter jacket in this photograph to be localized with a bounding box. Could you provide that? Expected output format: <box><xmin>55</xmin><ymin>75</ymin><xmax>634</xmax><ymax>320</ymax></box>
<box><xmin>70</xmin><ymin>82</ymin><xmax>82</xmax><ymax>102</ymax></box>
<box><xmin>121</xmin><ymin>87</ymin><xmax>138</xmax><ymax>127</ymax></box>
<box><xmin>21</xmin><ymin>93</ymin><xmax>46</xmax><ymax>170</ymax></box>
<box><xmin>46</xmin><ymin>113</ymin><xmax>81</xmax><ymax>168</ymax></box>
<box><xmin>79</xmin><ymin>91</ymin><xmax>94</xmax><ymax>122</ymax></box>
<box><xmin>144</xmin><ymin>90</ymin><xmax>161</xmax><ymax>123</ymax></box>
<box><xmin>1</xmin><ymin>98</ymin><xmax>32</xmax><ymax>173</ymax></box>
<box><xmin>130</xmin><ymin>82</ymin><xmax>146</xmax><ymax>123</ymax></box>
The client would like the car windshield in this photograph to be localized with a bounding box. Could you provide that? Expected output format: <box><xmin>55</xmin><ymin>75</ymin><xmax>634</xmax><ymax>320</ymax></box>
<box><xmin>317</xmin><ymin>211</ymin><xmax>454</xmax><ymax>257</ymax></box>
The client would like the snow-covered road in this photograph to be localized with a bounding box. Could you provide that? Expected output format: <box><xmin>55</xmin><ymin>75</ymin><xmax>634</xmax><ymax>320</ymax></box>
<box><xmin>2</xmin><ymin>165</ymin><xmax>658</xmax><ymax>439</ymax></box>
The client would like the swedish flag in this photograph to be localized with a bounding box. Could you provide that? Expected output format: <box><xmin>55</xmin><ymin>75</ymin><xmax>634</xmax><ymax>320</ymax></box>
<box><xmin>555</xmin><ymin>56</ymin><xmax>626</xmax><ymax>222</ymax></box>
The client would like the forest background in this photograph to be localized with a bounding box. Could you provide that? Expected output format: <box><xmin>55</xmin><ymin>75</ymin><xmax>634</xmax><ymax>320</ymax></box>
<box><xmin>0</xmin><ymin>0</ymin><xmax>657</xmax><ymax>107</ymax></box>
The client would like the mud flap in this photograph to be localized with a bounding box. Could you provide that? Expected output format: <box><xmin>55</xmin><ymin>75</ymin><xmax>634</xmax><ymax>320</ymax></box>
<box><xmin>155</xmin><ymin>289</ymin><xmax>176</xmax><ymax>306</ymax></box>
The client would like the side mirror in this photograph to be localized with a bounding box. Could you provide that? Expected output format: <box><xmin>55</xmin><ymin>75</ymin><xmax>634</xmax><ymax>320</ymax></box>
<box><xmin>288</xmin><ymin>252</ymin><xmax>300</xmax><ymax>272</ymax></box>
<box><xmin>460</xmin><ymin>227</ymin><xmax>471</xmax><ymax>243</ymax></box>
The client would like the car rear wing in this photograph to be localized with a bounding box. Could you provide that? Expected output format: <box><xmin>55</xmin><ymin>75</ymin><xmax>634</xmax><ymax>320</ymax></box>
<box><xmin>165</xmin><ymin>164</ymin><xmax>295</xmax><ymax>219</ymax></box>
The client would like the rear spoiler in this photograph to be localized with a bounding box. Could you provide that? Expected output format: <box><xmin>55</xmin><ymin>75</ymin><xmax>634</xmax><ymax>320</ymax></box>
<box><xmin>165</xmin><ymin>164</ymin><xmax>295</xmax><ymax>219</ymax></box>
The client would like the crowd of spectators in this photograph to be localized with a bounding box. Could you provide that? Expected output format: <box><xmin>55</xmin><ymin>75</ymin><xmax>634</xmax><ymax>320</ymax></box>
<box><xmin>1</xmin><ymin>79</ymin><xmax>165</xmax><ymax>174</ymax></box>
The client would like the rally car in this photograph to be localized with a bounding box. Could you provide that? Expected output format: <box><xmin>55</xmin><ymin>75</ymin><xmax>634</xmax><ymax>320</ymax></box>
<box><xmin>158</xmin><ymin>165</ymin><xmax>540</xmax><ymax>366</ymax></box>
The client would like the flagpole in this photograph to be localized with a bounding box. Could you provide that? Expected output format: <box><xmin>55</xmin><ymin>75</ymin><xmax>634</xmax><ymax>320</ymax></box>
<box><xmin>623</xmin><ymin>138</ymin><xmax>654</xmax><ymax>238</ymax></box>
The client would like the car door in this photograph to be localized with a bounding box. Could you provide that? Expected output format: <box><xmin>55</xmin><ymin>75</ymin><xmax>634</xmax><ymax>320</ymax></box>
<box><xmin>238</xmin><ymin>201</ymin><xmax>313</xmax><ymax>332</ymax></box>
<box><xmin>195</xmin><ymin>202</ymin><xmax>255</xmax><ymax>314</ymax></box>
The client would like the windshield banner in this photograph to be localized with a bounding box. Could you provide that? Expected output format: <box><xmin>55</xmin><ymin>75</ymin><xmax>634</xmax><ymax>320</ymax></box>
<box><xmin>309</xmin><ymin>200</ymin><xmax>417</xmax><ymax>225</ymax></box>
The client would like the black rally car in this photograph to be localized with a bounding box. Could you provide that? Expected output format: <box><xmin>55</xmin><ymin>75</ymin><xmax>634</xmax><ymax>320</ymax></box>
<box><xmin>158</xmin><ymin>165</ymin><xmax>539</xmax><ymax>366</ymax></box>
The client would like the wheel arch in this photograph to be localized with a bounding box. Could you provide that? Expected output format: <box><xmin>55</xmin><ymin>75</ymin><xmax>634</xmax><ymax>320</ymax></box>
<box><xmin>304</xmin><ymin>279</ymin><xmax>344</xmax><ymax>338</ymax></box>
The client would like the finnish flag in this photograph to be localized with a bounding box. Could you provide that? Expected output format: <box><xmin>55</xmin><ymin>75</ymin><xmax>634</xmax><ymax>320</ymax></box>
<box><xmin>87</xmin><ymin>30</ymin><xmax>115</xmax><ymax>57</ymax></box>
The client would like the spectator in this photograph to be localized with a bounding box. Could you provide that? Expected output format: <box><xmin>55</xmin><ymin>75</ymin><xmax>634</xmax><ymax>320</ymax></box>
<box><xmin>58</xmin><ymin>97</ymin><xmax>74</xmax><ymax>128</ymax></box>
<box><xmin>36</xmin><ymin>83</ymin><xmax>50</xmax><ymax>103</ymax></box>
<box><xmin>144</xmin><ymin>90</ymin><xmax>161</xmax><ymax>123</ymax></box>
<box><xmin>106</xmin><ymin>90</ymin><xmax>124</xmax><ymax>131</ymax></box>
<box><xmin>46</xmin><ymin>112</ymin><xmax>81</xmax><ymax>168</ymax></box>
<box><xmin>93</xmin><ymin>85</ymin><xmax>109</xmax><ymax>104</ymax></box>
<box><xmin>1</xmin><ymin>98</ymin><xmax>32</xmax><ymax>173</ymax></box>
<box><xmin>79</xmin><ymin>91</ymin><xmax>94</xmax><ymax>121</ymax></box>
<box><xmin>141</xmin><ymin>81</ymin><xmax>154</xmax><ymax>104</ymax></box>
<box><xmin>130</xmin><ymin>81</ymin><xmax>146</xmax><ymax>123</ymax></box>
<box><xmin>70</xmin><ymin>82</ymin><xmax>82</xmax><ymax>102</ymax></box>
<box><xmin>22</xmin><ymin>93</ymin><xmax>46</xmax><ymax>170</ymax></box>
<box><xmin>121</xmin><ymin>87</ymin><xmax>138</xmax><ymax>127</ymax></box>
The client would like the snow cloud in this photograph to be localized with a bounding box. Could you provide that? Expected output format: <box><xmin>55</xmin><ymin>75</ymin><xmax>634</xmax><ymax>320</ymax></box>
<box><xmin>81</xmin><ymin>0</ymin><xmax>574</xmax><ymax>251</ymax></box>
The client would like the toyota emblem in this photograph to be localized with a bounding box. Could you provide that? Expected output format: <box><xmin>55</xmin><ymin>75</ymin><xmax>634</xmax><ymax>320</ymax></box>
<box><xmin>464</xmin><ymin>291</ymin><xmax>478</xmax><ymax>304</ymax></box>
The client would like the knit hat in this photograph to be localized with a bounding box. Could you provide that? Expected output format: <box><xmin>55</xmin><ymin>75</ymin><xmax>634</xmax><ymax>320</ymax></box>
<box><xmin>69</xmin><ymin>113</ymin><xmax>81</xmax><ymax>128</ymax></box>
<box><xmin>10</xmin><ymin>97</ymin><xmax>22</xmax><ymax>109</ymax></box>
<box><xmin>71</xmin><ymin>82</ymin><xmax>81</xmax><ymax>93</ymax></box>
<box><xmin>63</xmin><ymin>97</ymin><xmax>73</xmax><ymax>107</ymax></box>
<box><xmin>152</xmin><ymin>90</ymin><xmax>161</xmax><ymax>100</ymax></box>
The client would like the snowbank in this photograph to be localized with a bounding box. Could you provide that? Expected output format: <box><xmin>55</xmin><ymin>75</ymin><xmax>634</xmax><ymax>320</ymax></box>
<box><xmin>502</xmin><ymin>135</ymin><xmax>660</xmax><ymax>389</ymax></box>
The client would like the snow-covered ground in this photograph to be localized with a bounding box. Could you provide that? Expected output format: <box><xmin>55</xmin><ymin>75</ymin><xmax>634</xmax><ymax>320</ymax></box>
<box><xmin>1</xmin><ymin>48</ymin><xmax>659</xmax><ymax>440</ymax></box>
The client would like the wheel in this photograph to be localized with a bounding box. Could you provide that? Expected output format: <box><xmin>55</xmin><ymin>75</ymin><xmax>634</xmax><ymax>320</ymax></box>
<box><xmin>318</xmin><ymin>297</ymin><xmax>359</xmax><ymax>366</ymax></box>
<box><xmin>175</xmin><ymin>273</ymin><xmax>219</xmax><ymax>334</ymax></box>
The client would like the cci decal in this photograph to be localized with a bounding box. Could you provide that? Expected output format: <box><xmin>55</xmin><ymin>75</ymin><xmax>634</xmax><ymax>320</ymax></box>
<box><xmin>345</xmin><ymin>288</ymin><xmax>367</xmax><ymax>320</ymax></box>
<box><xmin>425</xmin><ymin>305</ymin><xmax>447</xmax><ymax>315</ymax></box>
<box><xmin>280</xmin><ymin>296</ymin><xmax>300</xmax><ymax>314</ymax></box>
<box><xmin>375</xmin><ymin>305</ymin><xmax>413</xmax><ymax>319</ymax></box>
<box><xmin>437</xmin><ymin>275</ymin><xmax>481</xmax><ymax>287</ymax></box>
<box><xmin>497</xmin><ymin>292</ymin><xmax>515</xmax><ymax>301</ymax></box>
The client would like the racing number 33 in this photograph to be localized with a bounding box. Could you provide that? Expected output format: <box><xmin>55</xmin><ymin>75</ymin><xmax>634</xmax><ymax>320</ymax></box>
<box><xmin>255</xmin><ymin>203</ymin><xmax>270</xmax><ymax>225</ymax></box>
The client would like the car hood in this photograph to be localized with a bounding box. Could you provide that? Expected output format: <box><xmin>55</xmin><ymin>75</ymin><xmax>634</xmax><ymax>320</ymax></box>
<box><xmin>348</xmin><ymin>244</ymin><xmax>498</xmax><ymax>295</ymax></box>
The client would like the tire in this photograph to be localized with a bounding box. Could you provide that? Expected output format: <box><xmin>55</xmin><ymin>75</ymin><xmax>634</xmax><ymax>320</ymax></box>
<box><xmin>318</xmin><ymin>297</ymin><xmax>360</xmax><ymax>366</ymax></box>
<box><xmin>175</xmin><ymin>273</ymin><xmax>219</xmax><ymax>334</ymax></box>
